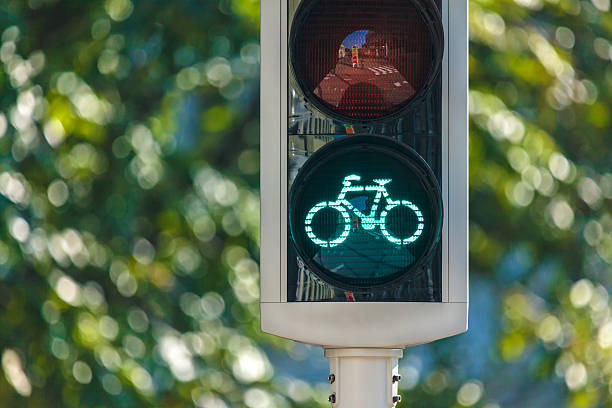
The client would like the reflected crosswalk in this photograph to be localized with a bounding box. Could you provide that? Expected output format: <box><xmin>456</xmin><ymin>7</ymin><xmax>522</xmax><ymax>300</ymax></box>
<box><xmin>367</xmin><ymin>66</ymin><xmax>399</xmax><ymax>76</ymax></box>
<box><xmin>314</xmin><ymin>61</ymin><xmax>415</xmax><ymax>109</ymax></box>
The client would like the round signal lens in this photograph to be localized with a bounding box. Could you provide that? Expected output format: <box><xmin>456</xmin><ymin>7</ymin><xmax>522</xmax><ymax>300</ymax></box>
<box><xmin>290</xmin><ymin>0</ymin><xmax>443</xmax><ymax>122</ymax></box>
<box><xmin>289</xmin><ymin>135</ymin><xmax>442</xmax><ymax>290</ymax></box>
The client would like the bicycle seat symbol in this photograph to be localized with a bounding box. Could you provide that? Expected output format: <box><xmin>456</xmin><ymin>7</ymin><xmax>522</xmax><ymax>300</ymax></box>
<box><xmin>305</xmin><ymin>174</ymin><xmax>425</xmax><ymax>248</ymax></box>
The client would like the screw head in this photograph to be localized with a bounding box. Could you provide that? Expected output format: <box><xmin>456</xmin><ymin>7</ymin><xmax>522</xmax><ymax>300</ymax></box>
<box><xmin>328</xmin><ymin>374</ymin><xmax>335</xmax><ymax>384</ymax></box>
<box><xmin>328</xmin><ymin>393</ymin><xmax>336</xmax><ymax>403</ymax></box>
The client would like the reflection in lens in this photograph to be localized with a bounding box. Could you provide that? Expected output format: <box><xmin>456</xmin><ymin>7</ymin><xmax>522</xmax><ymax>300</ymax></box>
<box><xmin>314</xmin><ymin>30</ymin><xmax>417</xmax><ymax>117</ymax></box>
<box><xmin>291</xmin><ymin>0</ymin><xmax>442</xmax><ymax>120</ymax></box>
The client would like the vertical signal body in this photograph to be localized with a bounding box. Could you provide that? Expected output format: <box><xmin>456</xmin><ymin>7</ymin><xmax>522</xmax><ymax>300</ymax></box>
<box><xmin>260</xmin><ymin>0</ymin><xmax>468</xmax><ymax>348</ymax></box>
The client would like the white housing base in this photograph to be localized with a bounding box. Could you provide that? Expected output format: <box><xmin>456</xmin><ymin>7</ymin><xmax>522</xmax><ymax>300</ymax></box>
<box><xmin>326</xmin><ymin>348</ymin><xmax>403</xmax><ymax>408</ymax></box>
<box><xmin>261</xmin><ymin>302</ymin><xmax>467</xmax><ymax>348</ymax></box>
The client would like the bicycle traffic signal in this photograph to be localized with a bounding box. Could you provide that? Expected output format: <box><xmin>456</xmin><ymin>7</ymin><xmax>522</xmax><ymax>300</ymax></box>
<box><xmin>261</xmin><ymin>0</ymin><xmax>468</xmax><ymax>349</ymax></box>
<box><xmin>289</xmin><ymin>135</ymin><xmax>442</xmax><ymax>290</ymax></box>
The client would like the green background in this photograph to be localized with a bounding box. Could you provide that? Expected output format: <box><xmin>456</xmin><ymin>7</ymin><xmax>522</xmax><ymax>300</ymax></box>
<box><xmin>0</xmin><ymin>0</ymin><xmax>611</xmax><ymax>407</ymax></box>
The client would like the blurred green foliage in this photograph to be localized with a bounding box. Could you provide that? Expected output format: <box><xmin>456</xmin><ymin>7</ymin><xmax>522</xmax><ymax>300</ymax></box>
<box><xmin>0</xmin><ymin>0</ymin><xmax>611</xmax><ymax>407</ymax></box>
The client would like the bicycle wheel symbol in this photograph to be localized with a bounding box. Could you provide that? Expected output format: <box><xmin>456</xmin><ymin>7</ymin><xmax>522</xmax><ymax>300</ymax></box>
<box><xmin>304</xmin><ymin>202</ymin><xmax>351</xmax><ymax>248</ymax></box>
<box><xmin>380</xmin><ymin>201</ymin><xmax>425</xmax><ymax>245</ymax></box>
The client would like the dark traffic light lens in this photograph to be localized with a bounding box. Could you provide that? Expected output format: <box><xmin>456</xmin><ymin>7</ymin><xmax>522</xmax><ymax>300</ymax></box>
<box><xmin>289</xmin><ymin>135</ymin><xmax>442</xmax><ymax>290</ymax></box>
<box><xmin>290</xmin><ymin>0</ymin><xmax>443</xmax><ymax>122</ymax></box>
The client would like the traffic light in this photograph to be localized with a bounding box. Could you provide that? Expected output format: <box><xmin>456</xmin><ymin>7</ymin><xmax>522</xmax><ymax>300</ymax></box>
<box><xmin>289</xmin><ymin>135</ymin><xmax>443</xmax><ymax>291</ymax></box>
<box><xmin>260</xmin><ymin>0</ymin><xmax>468</xmax><ymax>349</ymax></box>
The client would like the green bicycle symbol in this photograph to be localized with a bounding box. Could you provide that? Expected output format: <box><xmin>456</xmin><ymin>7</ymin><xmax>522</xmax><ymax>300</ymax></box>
<box><xmin>305</xmin><ymin>174</ymin><xmax>425</xmax><ymax>248</ymax></box>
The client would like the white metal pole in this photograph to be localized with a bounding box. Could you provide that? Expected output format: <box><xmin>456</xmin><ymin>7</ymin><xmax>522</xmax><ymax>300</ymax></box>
<box><xmin>325</xmin><ymin>348</ymin><xmax>403</xmax><ymax>408</ymax></box>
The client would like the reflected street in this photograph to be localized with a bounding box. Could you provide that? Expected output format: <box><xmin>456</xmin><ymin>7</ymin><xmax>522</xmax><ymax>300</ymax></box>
<box><xmin>313</xmin><ymin>30</ymin><xmax>418</xmax><ymax>116</ymax></box>
<box><xmin>314</xmin><ymin>58</ymin><xmax>416</xmax><ymax>109</ymax></box>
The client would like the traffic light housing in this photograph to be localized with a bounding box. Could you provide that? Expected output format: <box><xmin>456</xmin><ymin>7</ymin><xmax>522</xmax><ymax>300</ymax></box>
<box><xmin>260</xmin><ymin>0</ymin><xmax>468</xmax><ymax>348</ymax></box>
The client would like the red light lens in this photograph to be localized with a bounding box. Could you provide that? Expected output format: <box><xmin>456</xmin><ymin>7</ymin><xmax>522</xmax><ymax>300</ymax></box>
<box><xmin>290</xmin><ymin>0</ymin><xmax>442</xmax><ymax>121</ymax></box>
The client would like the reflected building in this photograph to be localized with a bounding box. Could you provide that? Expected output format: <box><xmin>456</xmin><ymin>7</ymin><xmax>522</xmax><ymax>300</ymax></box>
<box><xmin>361</xmin><ymin>30</ymin><xmax>388</xmax><ymax>59</ymax></box>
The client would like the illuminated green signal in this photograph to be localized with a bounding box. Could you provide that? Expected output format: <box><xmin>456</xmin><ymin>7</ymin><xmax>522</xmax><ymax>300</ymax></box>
<box><xmin>304</xmin><ymin>175</ymin><xmax>425</xmax><ymax>248</ymax></box>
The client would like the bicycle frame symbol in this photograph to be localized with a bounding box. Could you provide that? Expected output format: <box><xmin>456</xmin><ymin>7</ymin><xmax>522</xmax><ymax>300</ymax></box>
<box><xmin>304</xmin><ymin>174</ymin><xmax>425</xmax><ymax>248</ymax></box>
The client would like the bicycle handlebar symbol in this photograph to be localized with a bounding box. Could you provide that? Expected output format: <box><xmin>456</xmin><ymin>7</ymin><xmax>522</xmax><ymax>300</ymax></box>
<box><xmin>304</xmin><ymin>174</ymin><xmax>425</xmax><ymax>248</ymax></box>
